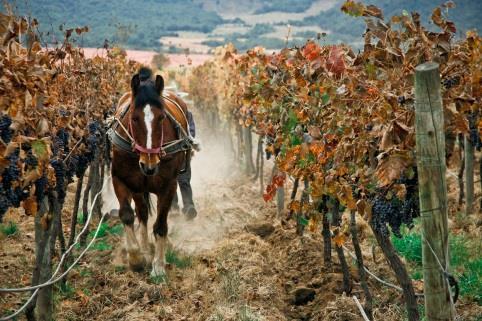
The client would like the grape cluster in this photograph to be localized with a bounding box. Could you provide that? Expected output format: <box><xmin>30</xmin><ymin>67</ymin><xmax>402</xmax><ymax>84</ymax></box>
<box><xmin>52</xmin><ymin>128</ymin><xmax>70</xmax><ymax>157</ymax></box>
<box><xmin>34</xmin><ymin>175</ymin><xmax>48</xmax><ymax>203</ymax></box>
<box><xmin>3</xmin><ymin>149</ymin><xmax>20</xmax><ymax>188</ymax></box>
<box><xmin>66</xmin><ymin>154</ymin><xmax>89</xmax><ymax>179</ymax></box>
<box><xmin>85</xmin><ymin>121</ymin><xmax>102</xmax><ymax>162</ymax></box>
<box><xmin>467</xmin><ymin>112</ymin><xmax>481</xmax><ymax>150</ymax></box>
<box><xmin>442</xmin><ymin>76</ymin><xmax>460</xmax><ymax>89</ymax></box>
<box><xmin>0</xmin><ymin>148</ymin><xmax>29</xmax><ymax>222</ymax></box>
<box><xmin>0</xmin><ymin>114</ymin><xmax>13</xmax><ymax>144</ymax></box>
<box><xmin>50</xmin><ymin>159</ymin><xmax>66</xmax><ymax>204</ymax></box>
<box><xmin>370</xmin><ymin>168</ymin><xmax>420</xmax><ymax>237</ymax></box>
<box><xmin>23</xmin><ymin>145</ymin><xmax>39</xmax><ymax>169</ymax></box>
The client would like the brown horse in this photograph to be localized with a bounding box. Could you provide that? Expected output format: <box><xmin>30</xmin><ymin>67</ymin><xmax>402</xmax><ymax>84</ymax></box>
<box><xmin>108</xmin><ymin>67</ymin><xmax>192</xmax><ymax>277</ymax></box>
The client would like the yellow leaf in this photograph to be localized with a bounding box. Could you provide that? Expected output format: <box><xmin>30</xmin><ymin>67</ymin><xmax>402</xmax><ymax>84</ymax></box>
<box><xmin>333</xmin><ymin>231</ymin><xmax>347</xmax><ymax>247</ymax></box>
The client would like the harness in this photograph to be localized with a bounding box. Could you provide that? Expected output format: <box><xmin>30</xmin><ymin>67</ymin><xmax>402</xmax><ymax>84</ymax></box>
<box><xmin>107</xmin><ymin>93</ymin><xmax>193</xmax><ymax>158</ymax></box>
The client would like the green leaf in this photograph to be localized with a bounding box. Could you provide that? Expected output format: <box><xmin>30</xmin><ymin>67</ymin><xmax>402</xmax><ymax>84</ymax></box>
<box><xmin>31</xmin><ymin>139</ymin><xmax>49</xmax><ymax>161</ymax></box>
<box><xmin>290</xmin><ymin>134</ymin><xmax>302</xmax><ymax>146</ymax></box>
<box><xmin>321</xmin><ymin>93</ymin><xmax>330</xmax><ymax>105</ymax></box>
<box><xmin>283</xmin><ymin>109</ymin><xmax>298</xmax><ymax>134</ymax></box>
<box><xmin>298</xmin><ymin>216</ymin><xmax>309</xmax><ymax>226</ymax></box>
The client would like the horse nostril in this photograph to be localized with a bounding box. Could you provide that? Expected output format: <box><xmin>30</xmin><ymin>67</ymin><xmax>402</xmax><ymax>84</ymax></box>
<box><xmin>139</xmin><ymin>162</ymin><xmax>157</xmax><ymax>176</ymax></box>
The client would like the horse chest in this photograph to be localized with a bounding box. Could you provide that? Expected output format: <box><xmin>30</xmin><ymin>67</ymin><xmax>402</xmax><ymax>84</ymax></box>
<box><xmin>111</xmin><ymin>149</ymin><xmax>181</xmax><ymax>193</ymax></box>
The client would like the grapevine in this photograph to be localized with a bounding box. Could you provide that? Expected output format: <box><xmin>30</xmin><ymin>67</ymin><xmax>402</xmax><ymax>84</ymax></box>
<box><xmin>184</xmin><ymin>2</ymin><xmax>481</xmax><ymax>235</ymax></box>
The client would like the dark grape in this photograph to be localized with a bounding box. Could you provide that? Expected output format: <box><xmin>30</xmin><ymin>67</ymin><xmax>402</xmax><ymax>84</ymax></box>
<box><xmin>467</xmin><ymin>112</ymin><xmax>480</xmax><ymax>150</ymax></box>
<box><xmin>0</xmin><ymin>189</ymin><xmax>9</xmax><ymax>223</ymax></box>
<box><xmin>24</xmin><ymin>150</ymin><xmax>38</xmax><ymax>169</ymax></box>
<box><xmin>2</xmin><ymin>149</ymin><xmax>20</xmax><ymax>188</ymax></box>
<box><xmin>397</xmin><ymin>96</ymin><xmax>406</xmax><ymax>105</ymax></box>
<box><xmin>0</xmin><ymin>114</ymin><xmax>13</xmax><ymax>144</ymax></box>
<box><xmin>53</xmin><ymin>128</ymin><xmax>70</xmax><ymax>157</ymax></box>
<box><xmin>371</xmin><ymin>168</ymin><xmax>419</xmax><ymax>238</ymax></box>
<box><xmin>35</xmin><ymin>175</ymin><xmax>48</xmax><ymax>202</ymax></box>
<box><xmin>50</xmin><ymin>159</ymin><xmax>66</xmax><ymax>204</ymax></box>
<box><xmin>442</xmin><ymin>76</ymin><xmax>460</xmax><ymax>89</ymax></box>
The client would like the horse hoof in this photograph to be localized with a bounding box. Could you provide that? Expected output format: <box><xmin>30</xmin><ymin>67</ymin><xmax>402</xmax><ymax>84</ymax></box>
<box><xmin>143</xmin><ymin>253</ymin><xmax>153</xmax><ymax>266</ymax></box>
<box><xmin>170</xmin><ymin>207</ymin><xmax>180</xmax><ymax>216</ymax></box>
<box><xmin>184</xmin><ymin>207</ymin><xmax>197</xmax><ymax>220</ymax></box>
<box><xmin>150</xmin><ymin>262</ymin><xmax>166</xmax><ymax>278</ymax></box>
<box><xmin>128</xmin><ymin>251</ymin><xmax>146</xmax><ymax>272</ymax></box>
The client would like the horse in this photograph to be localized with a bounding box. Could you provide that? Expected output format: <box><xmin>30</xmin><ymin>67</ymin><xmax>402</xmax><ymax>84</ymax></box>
<box><xmin>108</xmin><ymin>67</ymin><xmax>193</xmax><ymax>277</ymax></box>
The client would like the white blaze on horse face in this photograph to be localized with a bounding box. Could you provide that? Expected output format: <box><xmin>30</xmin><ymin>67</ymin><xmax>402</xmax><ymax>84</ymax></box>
<box><xmin>143</xmin><ymin>104</ymin><xmax>154</xmax><ymax>149</ymax></box>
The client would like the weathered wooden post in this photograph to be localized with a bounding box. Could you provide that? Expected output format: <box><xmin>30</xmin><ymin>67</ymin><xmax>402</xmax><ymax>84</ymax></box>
<box><xmin>464</xmin><ymin>135</ymin><xmax>474</xmax><ymax>215</ymax></box>
<box><xmin>414</xmin><ymin>62</ymin><xmax>454</xmax><ymax>321</ymax></box>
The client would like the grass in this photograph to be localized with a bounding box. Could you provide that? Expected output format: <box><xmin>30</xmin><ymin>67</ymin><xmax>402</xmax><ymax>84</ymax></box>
<box><xmin>221</xmin><ymin>270</ymin><xmax>241</xmax><ymax>303</ymax></box>
<box><xmin>392</xmin><ymin>223</ymin><xmax>481</xmax><ymax>305</ymax></box>
<box><xmin>73</xmin><ymin>222</ymin><xmax>123</xmax><ymax>251</ymax></box>
<box><xmin>238</xmin><ymin>305</ymin><xmax>260</xmax><ymax>321</ymax></box>
<box><xmin>89</xmin><ymin>240</ymin><xmax>113</xmax><ymax>251</ymax></box>
<box><xmin>166</xmin><ymin>248</ymin><xmax>192</xmax><ymax>269</ymax></box>
<box><xmin>0</xmin><ymin>221</ymin><xmax>19</xmax><ymax>236</ymax></box>
<box><xmin>149</xmin><ymin>273</ymin><xmax>168</xmax><ymax>285</ymax></box>
<box><xmin>88</xmin><ymin>223</ymin><xmax>123</xmax><ymax>239</ymax></box>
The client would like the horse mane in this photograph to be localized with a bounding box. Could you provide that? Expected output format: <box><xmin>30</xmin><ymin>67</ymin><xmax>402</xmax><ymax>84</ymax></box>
<box><xmin>138</xmin><ymin>67</ymin><xmax>152</xmax><ymax>82</ymax></box>
<box><xmin>133</xmin><ymin>67</ymin><xmax>163</xmax><ymax>109</ymax></box>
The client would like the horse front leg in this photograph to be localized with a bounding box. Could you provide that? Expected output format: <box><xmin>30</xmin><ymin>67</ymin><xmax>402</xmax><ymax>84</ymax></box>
<box><xmin>151</xmin><ymin>179</ymin><xmax>177</xmax><ymax>277</ymax></box>
<box><xmin>132</xmin><ymin>193</ymin><xmax>152</xmax><ymax>264</ymax></box>
<box><xmin>112</xmin><ymin>176</ymin><xmax>145</xmax><ymax>271</ymax></box>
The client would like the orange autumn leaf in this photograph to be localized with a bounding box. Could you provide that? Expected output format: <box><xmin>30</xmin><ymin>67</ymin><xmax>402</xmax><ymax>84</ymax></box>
<box><xmin>302</xmin><ymin>41</ymin><xmax>321</xmax><ymax>61</ymax></box>
<box><xmin>333</xmin><ymin>231</ymin><xmax>347</xmax><ymax>247</ymax></box>
<box><xmin>22</xmin><ymin>196</ymin><xmax>38</xmax><ymax>216</ymax></box>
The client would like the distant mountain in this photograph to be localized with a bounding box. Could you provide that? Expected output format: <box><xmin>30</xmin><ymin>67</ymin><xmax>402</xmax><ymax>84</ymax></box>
<box><xmin>5</xmin><ymin>0</ymin><xmax>481</xmax><ymax>52</ymax></box>
<box><xmin>298</xmin><ymin>0</ymin><xmax>482</xmax><ymax>45</ymax></box>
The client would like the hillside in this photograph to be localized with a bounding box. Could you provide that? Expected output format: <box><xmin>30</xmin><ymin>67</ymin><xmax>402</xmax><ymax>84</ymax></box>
<box><xmin>6</xmin><ymin>0</ymin><xmax>482</xmax><ymax>52</ymax></box>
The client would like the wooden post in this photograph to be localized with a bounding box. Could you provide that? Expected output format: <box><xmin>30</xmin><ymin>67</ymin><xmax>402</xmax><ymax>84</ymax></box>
<box><xmin>414</xmin><ymin>62</ymin><xmax>454</xmax><ymax>321</ymax></box>
<box><xmin>464</xmin><ymin>135</ymin><xmax>474</xmax><ymax>215</ymax></box>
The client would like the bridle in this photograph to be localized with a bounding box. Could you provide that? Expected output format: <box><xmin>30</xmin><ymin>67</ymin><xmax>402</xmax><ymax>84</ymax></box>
<box><xmin>128</xmin><ymin>111</ymin><xmax>165</xmax><ymax>156</ymax></box>
<box><xmin>107</xmin><ymin>93</ymin><xmax>193</xmax><ymax>161</ymax></box>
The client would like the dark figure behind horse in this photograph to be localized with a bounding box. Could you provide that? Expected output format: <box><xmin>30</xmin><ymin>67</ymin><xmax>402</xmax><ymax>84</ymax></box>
<box><xmin>109</xmin><ymin>67</ymin><xmax>191</xmax><ymax>276</ymax></box>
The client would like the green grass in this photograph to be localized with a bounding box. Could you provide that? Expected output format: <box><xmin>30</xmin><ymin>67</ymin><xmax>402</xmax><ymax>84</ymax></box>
<box><xmin>0</xmin><ymin>221</ymin><xmax>19</xmax><ymax>236</ymax></box>
<box><xmin>392</xmin><ymin>224</ymin><xmax>481</xmax><ymax>305</ymax></box>
<box><xmin>166</xmin><ymin>248</ymin><xmax>192</xmax><ymax>269</ymax></box>
<box><xmin>89</xmin><ymin>240</ymin><xmax>112</xmax><ymax>251</ymax></box>
<box><xmin>73</xmin><ymin>223</ymin><xmax>124</xmax><ymax>252</ymax></box>
<box><xmin>150</xmin><ymin>273</ymin><xmax>168</xmax><ymax>285</ymax></box>
<box><xmin>57</xmin><ymin>282</ymin><xmax>76</xmax><ymax>299</ymax></box>
<box><xmin>87</xmin><ymin>222</ymin><xmax>123</xmax><ymax>239</ymax></box>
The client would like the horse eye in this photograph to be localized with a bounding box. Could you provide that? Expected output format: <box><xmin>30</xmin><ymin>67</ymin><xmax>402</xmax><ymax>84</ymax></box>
<box><xmin>132</xmin><ymin>117</ymin><xmax>139</xmax><ymax>122</ymax></box>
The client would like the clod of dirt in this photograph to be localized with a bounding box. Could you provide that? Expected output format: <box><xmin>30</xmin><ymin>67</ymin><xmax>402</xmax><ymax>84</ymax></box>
<box><xmin>290</xmin><ymin>287</ymin><xmax>316</xmax><ymax>305</ymax></box>
<box><xmin>245</xmin><ymin>222</ymin><xmax>275</xmax><ymax>238</ymax></box>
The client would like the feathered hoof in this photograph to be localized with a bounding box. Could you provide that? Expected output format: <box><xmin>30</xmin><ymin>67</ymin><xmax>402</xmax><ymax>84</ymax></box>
<box><xmin>150</xmin><ymin>259</ymin><xmax>166</xmax><ymax>278</ymax></box>
<box><xmin>128</xmin><ymin>250</ymin><xmax>146</xmax><ymax>272</ymax></box>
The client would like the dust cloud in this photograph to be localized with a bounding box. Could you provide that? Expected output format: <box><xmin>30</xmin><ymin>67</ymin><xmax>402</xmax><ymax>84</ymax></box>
<box><xmin>101</xmin><ymin>105</ymin><xmax>261</xmax><ymax>254</ymax></box>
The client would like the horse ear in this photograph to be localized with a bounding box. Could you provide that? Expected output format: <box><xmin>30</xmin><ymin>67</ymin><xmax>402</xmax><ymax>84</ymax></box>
<box><xmin>131</xmin><ymin>74</ymin><xmax>140</xmax><ymax>96</ymax></box>
<box><xmin>155</xmin><ymin>75</ymin><xmax>164</xmax><ymax>94</ymax></box>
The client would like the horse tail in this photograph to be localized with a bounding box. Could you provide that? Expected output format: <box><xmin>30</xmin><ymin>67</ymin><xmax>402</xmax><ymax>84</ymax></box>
<box><xmin>143</xmin><ymin>192</ymin><xmax>154</xmax><ymax>217</ymax></box>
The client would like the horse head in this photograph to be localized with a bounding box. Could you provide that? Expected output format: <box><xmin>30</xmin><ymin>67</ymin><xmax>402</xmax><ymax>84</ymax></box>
<box><xmin>129</xmin><ymin>67</ymin><xmax>166</xmax><ymax>176</ymax></box>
